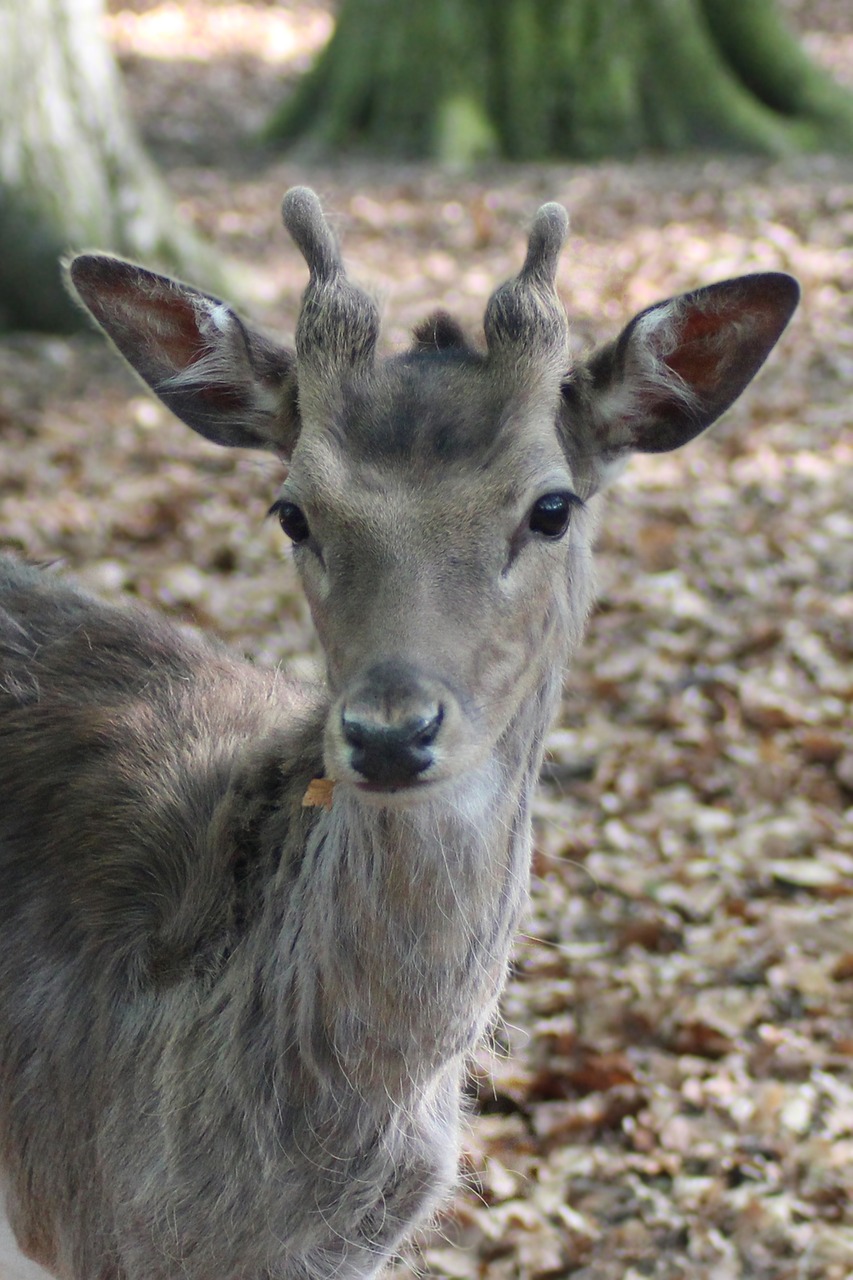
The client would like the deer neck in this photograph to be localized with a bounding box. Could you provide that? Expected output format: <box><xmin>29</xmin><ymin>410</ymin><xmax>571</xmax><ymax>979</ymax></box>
<box><xmin>290</xmin><ymin>664</ymin><xmax>564</xmax><ymax>1097</ymax></box>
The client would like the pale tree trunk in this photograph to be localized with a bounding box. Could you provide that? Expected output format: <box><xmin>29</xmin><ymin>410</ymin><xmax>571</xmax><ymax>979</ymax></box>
<box><xmin>267</xmin><ymin>0</ymin><xmax>853</xmax><ymax>162</ymax></box>
<box><xmin>0</xmin><ymin>0</ymin><xmax>219</xmax><ymax>332</ymax></box>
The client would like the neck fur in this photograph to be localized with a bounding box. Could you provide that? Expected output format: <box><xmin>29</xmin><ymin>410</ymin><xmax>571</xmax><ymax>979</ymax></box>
<box><xmin>288</xmin><ymin>666</ymin><xmax>564</xmax><ymax>1098</ymax></box>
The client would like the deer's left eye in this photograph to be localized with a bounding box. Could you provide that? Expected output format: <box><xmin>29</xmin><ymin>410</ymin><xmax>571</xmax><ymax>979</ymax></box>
<box><xmin>528</xmin><ymin>492</ymin><xmax>576</xmax><ymax>539</ymax></box>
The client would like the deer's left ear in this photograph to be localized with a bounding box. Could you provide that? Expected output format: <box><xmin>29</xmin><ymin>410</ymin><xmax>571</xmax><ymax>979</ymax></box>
<box><xmin>68</xmin><ymin>255</ymin><xmax>300</xmax><ymax>457</ymax></box>
<box><xmin>567</xmin><ymin>272</ymin><xmax>799</xmax><ymax>461</ymax></box>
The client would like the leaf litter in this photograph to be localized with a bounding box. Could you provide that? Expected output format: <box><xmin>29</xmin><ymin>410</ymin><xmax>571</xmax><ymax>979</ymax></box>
<box><xmin>0</xmin><ymin>1</ymin><xmax>851</xmax><ymax>1276</ymax></box>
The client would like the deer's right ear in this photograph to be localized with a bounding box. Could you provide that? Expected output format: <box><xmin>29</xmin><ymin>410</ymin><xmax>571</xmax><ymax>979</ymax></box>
<box><xmin>68</xmin><ymin>255</ymin><xmax>299</xmax><ymax>457</ymax></box>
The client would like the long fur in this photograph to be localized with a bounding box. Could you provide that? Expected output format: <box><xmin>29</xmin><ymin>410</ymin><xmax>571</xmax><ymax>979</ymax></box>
<box><xmin>0</xmin><ymin>557</ymin><xmax>561</xmax><ymax>1280</ymax></box>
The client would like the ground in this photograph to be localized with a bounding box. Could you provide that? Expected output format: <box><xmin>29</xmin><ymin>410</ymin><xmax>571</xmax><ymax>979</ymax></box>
<box><xmin>0</xmin><ymin>3</ymin><xmax>851</xmax><ymax>1278</ymax></box>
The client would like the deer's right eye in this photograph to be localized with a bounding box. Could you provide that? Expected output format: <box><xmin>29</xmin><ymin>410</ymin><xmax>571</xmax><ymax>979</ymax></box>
<box><xmin>271</xmin><ymin>500</ymin><xmax>310</xmax><ymax>545</ymax></box>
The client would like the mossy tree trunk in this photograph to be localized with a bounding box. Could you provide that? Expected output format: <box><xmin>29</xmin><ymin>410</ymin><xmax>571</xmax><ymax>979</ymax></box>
<box><xmin>0</xmin><ymin>0</ymin><xmax>220</xmax><ymax>333</ymax></box>
<box><xmin>267</xmin><ymin>0</ymin><xmax>853</xmax><ymax>162</ymax></box>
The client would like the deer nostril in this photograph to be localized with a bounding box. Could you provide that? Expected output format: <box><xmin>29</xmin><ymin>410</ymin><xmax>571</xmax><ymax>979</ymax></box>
<box><xmin>341</xmin><ymin>713</ymin><xmax>368</xmax><ymax>750</ymax></box>
<box><xmin>413</xmin><ymin>705</ymin><xmax>443</xmax><ymax>748</ymax></box>
<box><xmin>340</xmin><ymin>703</ymin><xmax>444</xmax><ymax>787</ymax></box>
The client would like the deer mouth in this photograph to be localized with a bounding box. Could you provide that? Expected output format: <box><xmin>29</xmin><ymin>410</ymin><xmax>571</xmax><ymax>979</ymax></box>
<box><xmin>346</xmin><ymin>773</ymin><xmax>455</xmax><ymax>809</ymax></box>
<box><xmin>353</xmin><ymin>777</ymin><xmax>438</xmax><ymax>806</ymax></box>
<box><xmin>355</xmin><ymin>778</ymin><xmax>432</xmax><ymax>795</ymax></box>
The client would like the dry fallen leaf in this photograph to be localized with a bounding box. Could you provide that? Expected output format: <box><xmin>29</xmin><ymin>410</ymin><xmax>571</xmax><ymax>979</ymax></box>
<box><xmin>301</xmin><ymin>778</ymin><xmax>337</xmax><ymax>809</ymax></box>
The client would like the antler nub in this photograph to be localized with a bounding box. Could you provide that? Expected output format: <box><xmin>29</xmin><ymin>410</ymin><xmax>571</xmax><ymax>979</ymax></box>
<box><xmin>484</xmin><ymin>201</ymin><xmax>570</xmax><ymax>370</ymax></box>
<box><xmin>520</xmin><ymin>203</ymin><xmax>569</xmax><ymax>288</ymax></box>
<box><xmin>282</xmin><ymin>186</ymin><xmax>380</xmax><ymax>381</ymax></box>
<box><xmin>281</xmin><ymin>186</ymin><xmax>344</xmax><ymax>284</ymax></box>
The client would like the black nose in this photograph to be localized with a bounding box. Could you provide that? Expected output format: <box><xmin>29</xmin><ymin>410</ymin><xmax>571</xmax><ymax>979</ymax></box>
<box><xmin>341</xmin><ymin>705</ymin><xmax>443</xmax><ymax>788</ymax></box>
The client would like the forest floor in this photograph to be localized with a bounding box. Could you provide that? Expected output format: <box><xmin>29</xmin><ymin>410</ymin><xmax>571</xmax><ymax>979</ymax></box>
<box><xmin>1</xmin><ymin>2</ymin><xmax>852</xmax><ymax>1278</ymax></box>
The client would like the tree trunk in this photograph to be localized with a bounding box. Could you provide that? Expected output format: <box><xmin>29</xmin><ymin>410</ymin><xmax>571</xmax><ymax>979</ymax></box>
<box><xmin>0</xmin><ymin>0</ymin><xmax>220</xmax><ymax>333</ymax></box>
<box><xmin>267</xmin><ymin>0</ymin><xmax>853</xmax><ymax>162</ymax></box>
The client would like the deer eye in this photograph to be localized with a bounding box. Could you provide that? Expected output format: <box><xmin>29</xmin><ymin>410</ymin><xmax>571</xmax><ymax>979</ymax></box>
<box><xmin>271</xmin><ymin>500</ymin><xmax>310</xmax><ymax>545</ymax></box>
<box><xmin>528</xmin><ymin>492</ymin><xmax>576</xmax><ymax>539</ymax></box>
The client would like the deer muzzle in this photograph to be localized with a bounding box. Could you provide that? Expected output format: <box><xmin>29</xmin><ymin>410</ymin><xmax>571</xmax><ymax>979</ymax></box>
<box><xmin>326</xmin><ymin>659</ymin><xmax>456</xmax><ymax>793</ymax></box>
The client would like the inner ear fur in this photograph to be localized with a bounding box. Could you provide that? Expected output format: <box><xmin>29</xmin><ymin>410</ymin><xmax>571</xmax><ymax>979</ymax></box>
<box><xmin>68</xmin><ymin>255</ymin><xmax>300</xmax><ymax>456</ymax></box>
<box><xmin>570</xmin><ymin>271</ymin><xmax>800</xmax><ymax>456</ymax></box>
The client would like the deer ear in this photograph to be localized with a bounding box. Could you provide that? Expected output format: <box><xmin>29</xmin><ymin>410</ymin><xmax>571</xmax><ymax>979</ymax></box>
<box><xmin>573</xmin><ymin>272</ymin><xmax>799</xmax><ymax>458</ymax></box>
<box><xmin>68</xmin><ymin>255</ymin><xmax>299</xmax><ymax>457</ymax></box>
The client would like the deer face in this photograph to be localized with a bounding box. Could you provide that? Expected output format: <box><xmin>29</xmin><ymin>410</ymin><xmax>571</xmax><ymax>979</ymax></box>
<box><xmin>68</xmin><ymin>188</ymin><xmax>798</xmax><ymax>801</ymax></box>
<box><xmin>276</xmin><ymin>357</ymin><xmax>593</xmax><ymax>794</ymax></box>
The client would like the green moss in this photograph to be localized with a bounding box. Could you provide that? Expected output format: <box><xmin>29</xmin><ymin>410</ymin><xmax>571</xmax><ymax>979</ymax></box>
<box><xmin>266</xmin><ymin>0</ymin><xmax>853</xmax><ymax>160</ymax></box>
<box><xmin>435</xmin><ymin>94</ymin><xmax>499</xmax><ymax>164</ymax></box>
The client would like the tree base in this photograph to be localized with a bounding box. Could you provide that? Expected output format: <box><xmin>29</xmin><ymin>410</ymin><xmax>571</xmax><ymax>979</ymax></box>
<box><xmin>0</xmin><ymin>0</ymin><xmax>226</xmax><ymax>334</ymax></box>
<box><xmin>266</xmin><ymin>0</ymin><xmax>853</xmax><ymax>163</ymax></box>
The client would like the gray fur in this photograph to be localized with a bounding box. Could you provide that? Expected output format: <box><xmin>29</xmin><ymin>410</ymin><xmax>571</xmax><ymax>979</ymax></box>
<box><xmin>283</xmin><ymin>188</ymin><xmax>380</xmax><ymax>396</ymax></box>
<box><xmin>483</xmin><ymin>203</ymin><xmax>570</xmax><ymax>384</ymax></box>
<box><xmin>1</xmin><ymin>191</ymin><xmax>798</xmax><ymax>1279</ymax></box>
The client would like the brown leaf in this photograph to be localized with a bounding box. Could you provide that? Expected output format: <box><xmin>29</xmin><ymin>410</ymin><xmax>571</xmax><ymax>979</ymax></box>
<box><xmin>615</xmin><ymin>917</ymin><xmax>683</xmax><ymax>954</ymax></box>
<box><xmin>531</xmin><ymin>1085</ymin><xmax>646</xmax><ymax>1147</ymax></box>
<box><xmin>830</xmin><ymin>953</ymin><xmax>853</xmax><ymax>982</ymax></box>
<box><xmin>799</xmin><ymin>730</ymin><xmax>845</xmax><ymax>765</ymax></box>
<box><xmin>301</xmin><ymin>778</ymin><xmax>337</xmax><ymax>809</ymax></box>
<box><xmin>671</xmin><ymin>1020</ymin><xmax>735</xmax><ymax>1060</ymax></box>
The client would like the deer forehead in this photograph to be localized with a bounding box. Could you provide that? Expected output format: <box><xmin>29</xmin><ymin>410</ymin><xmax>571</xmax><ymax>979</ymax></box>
<box><xmin>289</xmin><ymin>355</ymin><xmax>575</xmax><ymax>515</ymax></box>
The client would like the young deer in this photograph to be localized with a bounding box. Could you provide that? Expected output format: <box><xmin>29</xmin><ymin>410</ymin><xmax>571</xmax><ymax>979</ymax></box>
<box><xmin>0</xmin><ymin>189</ymin><xmax>797</xmax><ymax>1280</ymax></box>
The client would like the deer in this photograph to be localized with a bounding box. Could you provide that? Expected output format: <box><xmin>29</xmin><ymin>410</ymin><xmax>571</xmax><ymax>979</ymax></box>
<box><xmin>0</xmin><ymin>187</ymin><xmax>798</xmax><ymax>1280</ymax></box>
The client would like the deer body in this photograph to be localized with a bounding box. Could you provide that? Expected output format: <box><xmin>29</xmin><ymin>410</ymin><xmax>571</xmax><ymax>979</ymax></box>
<box><xmin>0</xmin><ymin>190</ymin><xmax>797</xmax><ymax>1279</ymax></box>
<box><xmin>0</xmin><ymin>557</ymin><xmax>523</xmax><ymax>1280</ymax></box>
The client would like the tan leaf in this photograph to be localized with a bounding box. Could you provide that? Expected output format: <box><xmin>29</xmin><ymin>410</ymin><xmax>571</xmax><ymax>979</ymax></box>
<box><xmin>301</xmin><ymin>778</ymin><xmax>337</xmax><ymax>809</ymax></box>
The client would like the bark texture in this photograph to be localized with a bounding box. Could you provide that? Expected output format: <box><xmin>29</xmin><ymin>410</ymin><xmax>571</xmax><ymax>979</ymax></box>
<box><xmin>0</xmin><ymin>0</ymin><xmax>219</xmax><ymax>333</ymax></box>
<box><xmin>267</xmin><ymin>0</ymin><xmax>853</xmax><ymax>162</ymax></box>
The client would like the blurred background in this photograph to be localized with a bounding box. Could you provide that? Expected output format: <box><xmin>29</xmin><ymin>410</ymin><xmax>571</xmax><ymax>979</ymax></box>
<box><xmin>0</xmin><ymin>2</ymin><xmax>851</xmax><ymax>1277</ymax></box>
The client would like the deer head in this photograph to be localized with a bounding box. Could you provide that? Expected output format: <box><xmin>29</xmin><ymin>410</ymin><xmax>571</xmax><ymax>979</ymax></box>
<box><xmin>68</xmin><ymin>189</ymin><xmax>798</xmax><ymax>799</ymax></box>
